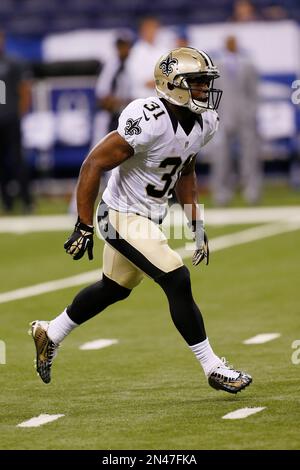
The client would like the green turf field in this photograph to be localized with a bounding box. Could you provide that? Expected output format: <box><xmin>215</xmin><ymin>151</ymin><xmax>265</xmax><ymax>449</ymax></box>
<box><xmin>0</xmin><ymin>219</ymin><xmax>300</xmax><ymax>450</ymax></box>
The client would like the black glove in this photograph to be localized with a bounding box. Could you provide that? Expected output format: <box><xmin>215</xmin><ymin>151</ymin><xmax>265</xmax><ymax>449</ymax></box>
<box><xmin>189</xmin><ymin>220</ymin><xmax>209</xmax><ymax>266</ymax></box>
<box><xmin>64</xmin><ymin>218</ymin><xmax>94</xmax><ymax>260</ymax></box>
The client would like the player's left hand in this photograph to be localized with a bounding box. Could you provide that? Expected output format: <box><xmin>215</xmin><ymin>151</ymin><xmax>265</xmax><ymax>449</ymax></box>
<box><xmin>189</xmin><ymin>221</ymin><xmax>209</xmax><ymax>266</ymax></box>
<box><xmin>64</xmin><ymin>218</ymin><xmax>94</xmax><ymax>260</ymax></box>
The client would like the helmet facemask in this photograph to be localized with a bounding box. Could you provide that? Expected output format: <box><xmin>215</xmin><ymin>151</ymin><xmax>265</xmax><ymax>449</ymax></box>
<box><xmin>174</xmin><ymin>72</ymin><xmax>223</xmax><ymax>114</ymax></box>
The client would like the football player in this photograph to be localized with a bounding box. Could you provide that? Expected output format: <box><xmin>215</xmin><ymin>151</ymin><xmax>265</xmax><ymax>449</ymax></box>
<box><xmin>30</xmin><ymin>47</ymin><xmax>252</xmax><ymax>393</ymax></box>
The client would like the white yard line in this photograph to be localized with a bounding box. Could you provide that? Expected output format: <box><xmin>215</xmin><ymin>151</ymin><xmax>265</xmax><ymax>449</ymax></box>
<box><xmin>177</xmin><ymin>220</ymin><xmax>300</xmax><ymax>257</ymax></box>
<box><xmin>79</xmin><ymin>339</ymin><xmax>119</xmax><ymax>350</ymax></box>
<box><xmin>222</xmin><ymin>407</ymin><xmax>266</xmax><ymax>420</ymax></box>
<box><xmin>243</xmin><ymin>333</ymin><xmax>281</xmax><ymax>344</ymax></box>
<box><xmin>17</xmin><ymin>414</ymin><xmax>65</xmax><ymax>428</ymax></box>
<box><xmin>1</xmin><ymin>221</ymin><xmax>300</xmax><ymax>305</ymax></box>
<box><xmin>0</xmin><ymin>270</ymin><xmax>102</xmax><ymax>304</ymax></box>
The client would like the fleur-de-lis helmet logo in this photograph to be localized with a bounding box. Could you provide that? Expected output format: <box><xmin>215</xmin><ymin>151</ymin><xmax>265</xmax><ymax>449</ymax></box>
<box><xmin>159</xmin><ymin>54</ymin><xmax>178</xmax><ymax>77</ymax></box>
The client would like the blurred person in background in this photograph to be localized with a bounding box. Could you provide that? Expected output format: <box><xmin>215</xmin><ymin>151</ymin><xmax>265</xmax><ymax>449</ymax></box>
<box><xmin>126</xmin><ymin>16</ymin><xmax>166</xmax><ymax>98</ymax></box>
<box><xmin>29</xmin><ymin>47</ymin><xmax>252</xmax><ymax>395</ymax></box>
<box><xmin>210</xmin><ymin>35</ymin><xmax>262</xmax><ymax>205</ymax></box>
<box><xmin>230</xmin><ymin>0</ymin><xmax>260</xmax><ymax>22</ymax></box>
<box><xmin>69</xmin><ymin>30</ymin><xmax>134</xmax><ymax>214</ymax></box>
<box><xmin>93</xmin><ymin>29</ymin><xmax>134</xmax><ymax>145</ymax></box>
<box><xmin>0</xmin><ymin>30</ymin><xmax>32</xmax><ymax>213</ymax></box>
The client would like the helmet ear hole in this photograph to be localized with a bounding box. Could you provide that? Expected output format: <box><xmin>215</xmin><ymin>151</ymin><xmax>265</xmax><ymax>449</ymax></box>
<box><xmin>167</xmin><ymin>82</ymin><xmax>175</xmax><ymax>91</ymax></box>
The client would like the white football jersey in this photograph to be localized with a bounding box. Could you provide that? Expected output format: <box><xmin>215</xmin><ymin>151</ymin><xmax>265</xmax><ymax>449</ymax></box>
<box><xmin>102</xmin><ymin>96</ymin><xmax>219</xmax><ymax>223</ymax></box>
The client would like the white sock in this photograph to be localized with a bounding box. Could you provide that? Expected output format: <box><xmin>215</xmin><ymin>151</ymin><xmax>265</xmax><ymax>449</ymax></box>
<box><xmin>47</xmin><ymin>309</ymin><xmax>78</xmax><ymax>344</ymax></box>
<box><xmin>189</xmin><ymin>338</ymin><xmax>222</xmax><ymax>376</ymax></box>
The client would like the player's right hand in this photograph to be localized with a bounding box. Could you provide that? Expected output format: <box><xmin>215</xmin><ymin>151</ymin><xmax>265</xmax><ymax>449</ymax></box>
<box><xmin>64</xmin><ymin>218</ymin><xmax>94</xmax><ymax>260</ymax></box>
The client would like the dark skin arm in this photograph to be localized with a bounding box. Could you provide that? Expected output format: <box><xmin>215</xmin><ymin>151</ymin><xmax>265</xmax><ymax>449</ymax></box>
<box><xmin>76</xmin><ymin>131</ymin><xmax>134</xmax><ymax>225</ymax></box>
<box><xmin>175</xmin><ymin>155</ymin><xmax>201</xmax><ymax>224</ymax></box>
<box><xmin>175</xmin><ymin>155</ymin><xmax>209</xmax><ymax>266</ymax></box>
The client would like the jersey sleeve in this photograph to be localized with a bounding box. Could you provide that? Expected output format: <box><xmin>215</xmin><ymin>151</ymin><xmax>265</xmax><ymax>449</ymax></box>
<box><xmin>117</xmin><ymin>99</ymin><xmax>157</xmax><ymax>152</ymax></box>
<box><xmin>203</xmin><ymin>110</ymin><xmax>220</xmax><ymax>145</ymax></box>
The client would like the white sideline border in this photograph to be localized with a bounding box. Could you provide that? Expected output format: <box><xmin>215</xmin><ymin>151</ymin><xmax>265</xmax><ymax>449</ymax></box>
<box><xmin>1</xmin><ymin>220</ymin><xmax>300</xmax><ymax>305</ymax></box>
<box><xmin>1</xmin><ymin>206</ymin><xmax>300</xmax><ymax>233</ymax></box>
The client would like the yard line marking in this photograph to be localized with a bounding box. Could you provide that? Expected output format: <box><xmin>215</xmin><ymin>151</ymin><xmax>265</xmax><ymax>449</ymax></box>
<box><xmin>0</xmin><ymin>270</ymin><xmax>102</xmax><ymax>304</ymax></box>
<box><xmin>1</xmin><ymin>220</ymin><xmax>300</xmax><ymax>305</ymax></box>
<box><xmin>17</xmin><ymin>414</ymin><xmax>65</xmax><ymax>428</ymax></box>
<box><xmin>177</xmin><ymin>220</ymin><xmax>300</xmax><ymax>257</ymax></box>
<box><xmin>222</xmin><ymin>407</ymin><xmax>266</xmax><ymax>420</ymax></box>
<box><xmin>79</xmin><ymin>339</ymin><xmax>119</xmax><ymax>350</ymax></box>
<box><xmin>243</xmin><ymin>333</ymin><xmax>281</xmax><ymax>344</ymax></box>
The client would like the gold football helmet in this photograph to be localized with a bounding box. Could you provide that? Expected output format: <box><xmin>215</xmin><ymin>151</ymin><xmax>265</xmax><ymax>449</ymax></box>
<box><xmin>154</xmin><ymin>47</ymin><xmax>222</xmax><ymax>114</ymax></box>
